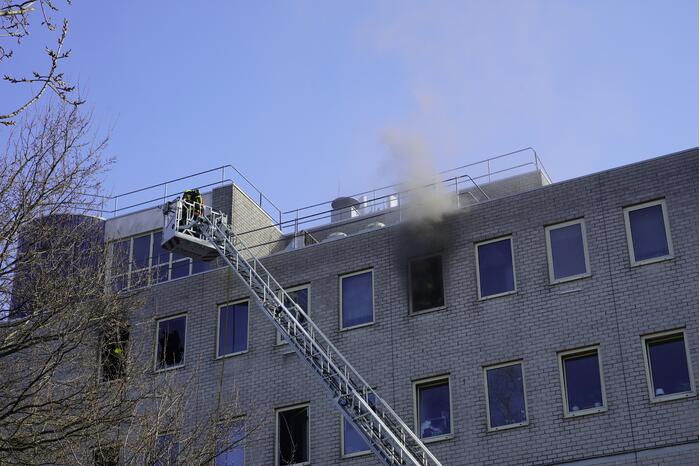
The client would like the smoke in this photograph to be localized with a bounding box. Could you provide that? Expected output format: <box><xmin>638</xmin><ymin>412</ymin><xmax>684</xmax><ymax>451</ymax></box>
<box><xmin>382</xmin><ymin>128</ymin><xmax>453</xmax><ymax>223</ymax></box>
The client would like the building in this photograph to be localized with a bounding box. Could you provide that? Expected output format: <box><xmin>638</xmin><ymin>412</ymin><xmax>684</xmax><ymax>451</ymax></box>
<box><xmin>103</xmin><ymin>148</ymin><xmax>697</xmax><ymax>465</ymax></box>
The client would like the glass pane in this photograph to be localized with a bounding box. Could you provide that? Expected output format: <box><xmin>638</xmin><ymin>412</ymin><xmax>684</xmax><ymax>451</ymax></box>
<box><xmin>417</xmin><ymin>381</ymin><xmax>451</xmax><ymax>439</ymax></box>
<box><xmin>152</xmin><ymin>264</ymin><xmax>169</xmax><ymax>284</ymax></box>
<box><xmin>410</xmin><ymin>255</ymin><xmax>445</xmax><ymax>312</ymax></box>
<box><xmin>629</xmin><ymin>204</ymin><xmax>669</xmax><ymax>261</ymax></box>
<box><xmin>132</xmin><ymin>235</ymin><xmax>151</xmax><ymax>270</ymax></box>
<box><xmin>157</xmin><ymin>316</ymin><xmax>186</xmax><ymax>369</ymax></box>
<box><xmin>343</xmin><ymin>393</ymin><xmax>375</xmax><ymax>455</ymax></box>
<box><xmin>486</xmin><ymin>364</ymin><xmax>527</xmax><ymax>428</ymax></box>
<box><xmin>192</xmin><ymin>259</ymin><xmax>213</xmax><ymax>274</ymax></box>
<box><xmin>341</xmin><ymin>272</ymin><xmax>373</xmax><ymax>328</ymax></box>
<box><xmin>478</xmin><ymin>239</ymin><xmax>514</xmax><ymax>297</ymax></box>
<box><xmin>648</xmin><ymin>336</ymin><xmax>692</xmax><ymax>396</ymax></box>
<box><xmin>279</xmin><ymin>287</ymin><xmax>309</xmax><ymax>344</ymax></box>
<box><xmin>154</xmin><ymin>434</ymin><xmax>179</xmax><ymax>466</ymax></box>
<box><xmin>278</xmin><ymin>407</ymin><xmax>309</xmax><ymax>464</ymax></box>
<box><xmin>170</xmin><ymin>259</ymin><xmax>191</xmax><ymax>280</ymax></box>
<box><xmin>219</xmin><ymin>302</ymin><xmax>248</xmax><ymax>356</ymax></box>
<box><xmin>563</xmin><ymin>352</ymin><xmax>603</xmax><ymax>413</ymax></box>
<box><xmin>215</xmin><ymin>420</ymin><xmax>245</xmax><ymax>466</ymax></box>
<box><xmin>549</xmin><ymin>223</ymin><xmax>587</xmax><ymax>280</ymax></box>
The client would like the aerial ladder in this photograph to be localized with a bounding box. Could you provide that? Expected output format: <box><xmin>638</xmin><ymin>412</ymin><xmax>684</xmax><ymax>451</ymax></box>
<box><xmin>161</xmin><ymin>197</ymin><xmax>443</xmax><ymax>466</ymax></box>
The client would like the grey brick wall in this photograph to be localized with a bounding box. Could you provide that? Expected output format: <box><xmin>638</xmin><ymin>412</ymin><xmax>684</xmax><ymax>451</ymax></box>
<box><xmin>132</xmin><ymin>149</ymin><xmax>698</xmax><ymax>465</ymax></box>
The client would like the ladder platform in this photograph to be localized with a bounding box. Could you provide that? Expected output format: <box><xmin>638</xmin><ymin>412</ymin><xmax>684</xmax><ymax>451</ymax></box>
<box><xmin>161</xmin><ymin>198</ymin><xmax>224</xmax><ymax>262</ymax></box>
<box><xmin>161</xmin><ymin>230</ymin><xmax>219</xmax><ymax>261</ymax></box>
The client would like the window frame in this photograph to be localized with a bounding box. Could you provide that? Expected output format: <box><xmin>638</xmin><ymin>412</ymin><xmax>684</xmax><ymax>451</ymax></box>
<box><xmin>557</xmin><ymin>346</ymin><xmax>607</xmax><ymax>418</ymax></box>
<box><xmin>475</xmin><ymin>235</ymin><xmax>517</xmax><ymax>300</ymax></box>
<box><xmin>482</xmin><ymin>360</ymin><xmax>529</xmax><ymax>432</ymax></box>
<box><xmin>275</xmin><ymin>402</ymin><xmax>311</xmax><ymax>466</ymax></box>
<box><xmin>216</xmin><ymin>299</ymin><xmax>250</xmax><ymax>359</ymax></box>
<box><xmin>544</xmin><ymin>219</ymin><xmax>591</xmax><ymax>284</ymax></box>
<box><xmin>641</xmin><ymin>329</ymin><xmax>696</xmax><ymax>403</ymax></box>
<box><xmin>276</xmin><ymin>284</ymin><xmax>311</xmax><ymax>346</ymax></box>
<box><xmin>412</xmin><ymin>375</ymin><xmax>454</xmax><ymax>443</ymax></box>
<box><xmin>623</xmin><ymin>199</ymin><xmax>674</xmax><ymax>267</ymax></box>
<box><xmin>408</xmin><ymin>253</ymin><xmax>447</xmax><ymax>315</ymax></box>
<box><xmin>339</xmin><ymin>269</ymin><xmax>375</xmax><ymax>331</ymax></box>
<box><xmin>154</xmin><ymin>313</ymin><xmax>188</xmax><ymax>372</ymax></box>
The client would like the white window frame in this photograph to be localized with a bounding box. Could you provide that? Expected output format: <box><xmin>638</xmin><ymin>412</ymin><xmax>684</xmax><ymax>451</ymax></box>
<box><xmin>339</xmin><ymin>390</ymin><xmax>376</xmax><ymax>459</ymax></box>
<box><xmin>475</xmin><ymin>235</ymin><xmax>517</xmax><ymax>300</ymax></box>
<box><xmin>408</xmin><ymin>253</ymin><xmax>446</xmax><ymax>315</ymax></box>
<box><xmin>216</xmin><ymin>299</ymin><xmax>250</xmax><ymax>359</ymax></box>
<box><xmin>412</xmin><ymin>375</ymin><xmax>454</xmax><ymax>443</ymax></box>
<box><xmin>339</xmin><ymin>269</ymin><xmax>375</xmax><ymax>331</ymax></box>
<box><xmin>154</xmin><ymin>313</ymin><xmax>187</xmax><ymax>372</ymax></box>
<box><xmin>641</xmin><ymin>329</ymin><xmax>696</xmax><ymax>403</ymax></box>
<box><xmin>277</xmin><ymin>284</ymin><xmax>311</xmax><ymax>346</ymax></box>
<box><xmin>558</xmin><ymin>346</ymin><xmax>607</xmax><ymax>418</ymax></box>
<box><xmin>275</xmin><ymin>403</ymin><xmax>310</xmax><ymax>466</ymax></box>
<box><xmin>544</xmin><ymin>219</ymin><xmax>591</xmax><ymax>284</ymax></box>
<box><xmin>483</xmin><ymin>360</ymin><xmax>529</xmax><ymax>432</ymax></box>
<box><xmin>623</xmin><ymin>199</ymin><xmax>674</xmax><ymax>267</ymax></box>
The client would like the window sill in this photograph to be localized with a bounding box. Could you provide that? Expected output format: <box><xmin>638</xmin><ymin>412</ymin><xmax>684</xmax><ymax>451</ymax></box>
<box><xmin>216</xmin><ymin>349</ymin><xmax>249</xmax><ymax>360</ymax></box>
<box><xmin>154</xmin><ymin>363</ymin><xmax>185</xmax><ymax>373</ymax></box>
<box><xmin>631</xmin><ymin>255</ymin><xmax>674</xmax><ymax>267</ymax></box>
<box><xmin>340</xmin><ymin>321</ymin><xmax>375</xmax><ymax>332</ymax></box>
<box><xmin>650</xmin><ymin>391</ymin><xmax>696</xmax><ymax>403</ymax></box>
<box><xmin>549</xmin><ymin>273</ymin><xmax>591</xmax><ymax>286</ymax></box>
<box><xmin>420</xmin><ymin>433</ymin><xmax>453</xmax><ymax>444</ymax></box>
<box><xmin>341</xmin><ymin>450</ymin><xmax>372</xmax><ymax>459</ymax></box>
<box><xmin>409</xmin><ymin>305</ymin><xmax>447</xmax><ymax>316</ymax></box>
<box><xmin>487</xmin><ymin>421</ymin><xmax>528</xmax><ymax>432</ymax></box>
<box><xmin>478</xmin><ymin>290</ymin><xmax>516</xmax><ymax>301</ymax></box>
<box><xmin>564</xmin><ymin>406</ymin><xmax>607</xmax><ymax>418</ymax></box>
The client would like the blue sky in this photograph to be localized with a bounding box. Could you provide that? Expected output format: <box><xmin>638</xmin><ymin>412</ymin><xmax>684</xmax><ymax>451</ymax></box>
<box><xmin>4</xmin><ymin>1</ymin><xmax>698</xmax><ymax>213</ymax></box>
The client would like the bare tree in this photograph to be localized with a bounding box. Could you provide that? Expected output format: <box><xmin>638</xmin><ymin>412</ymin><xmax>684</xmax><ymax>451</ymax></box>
<box><xmin>1</xmin><ymin>0</ymin><xmax>82</xmax><ymax>126</ymax></box>
<box><xmin>0</xmin><ymin>106</ymin><xmax>260</xmax><ymax>464</ymax></box>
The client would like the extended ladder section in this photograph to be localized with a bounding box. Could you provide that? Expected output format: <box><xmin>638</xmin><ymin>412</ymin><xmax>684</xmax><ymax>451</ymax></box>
<box><xmin>162</xmin><ymin>198</ymin><xmax>442</xmax><ymax>466</ymax></box>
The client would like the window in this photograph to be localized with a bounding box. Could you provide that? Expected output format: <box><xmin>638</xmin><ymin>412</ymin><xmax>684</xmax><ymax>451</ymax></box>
<box><xmin>545</xmin><ymin>219</ymin><xmax>590</xmax><ymax>283</ymax></box>
<box><xmin>100</xmin><ymin>326</ymin><xmax>129</xmax><ymax>382</ymax></box>
<box><xmin>642</xmin><ymin>330</ymin><xmax>695</xmax><ymax>402</ymax></box>
<box><xmin>623</xmin><ymin>199</ymin><xmax>673</xmax><ymax>266</ymax></box>
<box><xmin>558</xmin><ymin>347</ymin><xmax>606</xmax><ymax>417</ymax></box>
<box><xmin>340</xmin><ymin>270</ymin><xmax>374</xmax><ymax>329</ymax></box>
<box><xmin>484</xmin><ymin>362</ymin><xmax>528</xmax><ymax>430</ymax></box>
<box><xmin>217</xmin><ymin>301</ymin><xmax>249</xmax><ymax>357</ymax></box>
<box><xmin>409</xmin><ymin>255</ymin><xmax>445</xmax><ymax>314</ymax></box>
<box><xmin>151</xmin><ymin>231</ymin><xmax>170</xmax><ymax>284</ymax></box>
<box><xmin>414</xmin><ymin>376</ymin><xmax>452</xmax><ymax>441</ymax></box>
<box><xmin>154</xmin><ymin>434</ymin><xmax>180</xmax><ymax>466</ymax></box>
<box><xmin>475</xmin><ymin>236</ymin><xmax>515</xmax><ymax>299</ymax></box>
<box><xmin>215</xmin><ymin>419</ymin><xmax>245</xmax><ymax>466</ymax></box>
<box><xmin>276</xmin><ymin>404</ymin><xmax>310</xmax><ymax>466</ymax></box>
<box><xmin>341</xmin><ymin>393</ymin><xmax>376</xmax><ymax>458</ymax></box>
<box><xmin>155</xmin><ymin>315</ymin><xmax>187</xmax><ymax>371</ymax></box>
<box><xmin>277</xmin><ymin>285</ymin><xmax>310</xmax><ymax>345</ymax></box>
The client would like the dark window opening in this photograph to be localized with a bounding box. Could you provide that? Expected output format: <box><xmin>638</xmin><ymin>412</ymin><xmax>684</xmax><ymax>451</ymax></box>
<box><xmin>156</xmin><ymin>316</ymin><xmax>186</xmax><ymax>370</ymax></box>
<box><xmin>562</xmin><ymin>350</ymin><xmax>604</xmax><ymax>414</ymax></box>
<box><xmin>100</xmin><ymin>327</ymin><xmax>129</xmax><ymax>382</ymax></box>
<box><xmin>409</xmin><ymin>255</ymin><xmax>445</xmax><ymax>313</ymax></box>
<box><xmin>278</xmin><ymin>406</ymin><xmax>309</xmax><ymax>465</ymax></box>
<box><xmin>647</xmin><ymin>334</ymin><xmax>692</xmax><ymax>398</ymax></box>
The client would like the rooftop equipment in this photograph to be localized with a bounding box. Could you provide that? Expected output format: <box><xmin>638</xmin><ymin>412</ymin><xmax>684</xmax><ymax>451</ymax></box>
<box><xmin>161</xmin><ymin>197</ymin><xmax>443</xmax><ymax>466</ymax></box>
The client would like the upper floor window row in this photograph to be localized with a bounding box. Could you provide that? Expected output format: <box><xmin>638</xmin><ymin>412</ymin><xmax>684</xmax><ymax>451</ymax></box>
<box><xmin>110</xmin><ymin>230</ymin><xmax>216</xmax><ymax>291</ymax></box>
